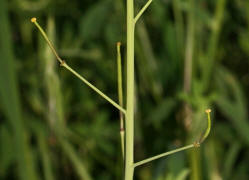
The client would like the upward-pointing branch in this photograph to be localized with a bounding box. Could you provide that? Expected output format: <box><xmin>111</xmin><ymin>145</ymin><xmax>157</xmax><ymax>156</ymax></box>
<box><xmin>133</xmin><ymin>109</ymin><xmax>212</xmax><ymax>168</ymax></box>
<box><xmin>116</xmin><ymin>42</ymin><xmax>125</xmax><ymax>160</ymax></box>
<box><xmin>134</xmin><ymin>0</ymin><xmax>153</xmax><ymax>24</ymax></box>
<box><xmin>31</xmin><ymin>17</ymin><xmax>126</xmax><ymax>114</ymax></box>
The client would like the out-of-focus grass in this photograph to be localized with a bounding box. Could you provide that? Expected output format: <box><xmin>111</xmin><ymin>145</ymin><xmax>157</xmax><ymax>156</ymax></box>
<box><xmin>0</xmin><ymin>0</ymin><xmax>38</xmax><ymax>179</ymax></box>
<box><xmin>1</xmin><ymin>0</ymin><xmax>249</xmax><ymax>179</ymax></box>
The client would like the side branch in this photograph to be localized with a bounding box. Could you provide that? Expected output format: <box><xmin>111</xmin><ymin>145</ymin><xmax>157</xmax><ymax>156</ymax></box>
<box><xmin>134</xmin><ymin>109</ymin><xmax>212</xmax><ymax>168</ymax></box>
<box><xmin>134</xmin><ymin>144</ymin><xmax>194</xmax><ymax>168</ymax></box>
<box><xmin>31</xmin><ymin>17</ymin><xmax>126</xmax><ymax>114</ymax></box>
<box><xmin>134</xmin><ymin>0</ymin><xmax>153</xmax><ymax>24</ymax></box>
<box><xmin>61</xmin><ymin>62</ymin><xmax>126</xmax><ymax>114</ymax></box>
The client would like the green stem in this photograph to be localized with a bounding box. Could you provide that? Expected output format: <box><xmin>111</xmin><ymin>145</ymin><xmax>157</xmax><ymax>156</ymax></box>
<box><xmin>117</xmin><ymin>42</ymin><xmax>125</xmax><ymax>160</ymax></box>
<box><xmin>125</xmin><ymin>0</ymin><xmax>135</xmax><ymax>178</ymax></box>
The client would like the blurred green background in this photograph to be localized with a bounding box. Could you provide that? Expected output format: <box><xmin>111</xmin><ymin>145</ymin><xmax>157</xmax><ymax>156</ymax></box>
<box><xmin>1</xmin><ymin>0</ymin><xmax>249</xmax><ymax>179</ymax></box>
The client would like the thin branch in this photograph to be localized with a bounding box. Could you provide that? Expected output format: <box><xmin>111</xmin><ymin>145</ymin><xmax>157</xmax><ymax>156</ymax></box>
<box><xmin>117</xmin><ymin>42</ymin><xmax>125</xmax><ymax>159</ymax></box>
<box><xmin>31</xmin><ymin>18</ymin><xmax>126</xmax><ymax>114</ymax></box>
<box><xmin>134</xmin><ymin>0</ymin><xmax>153</xmax><ymax>24</ymax></box>
<box><xmin>134</xmin><ymin>144</ymin><xmax>194</xmax><ymax>168</ymax></box>
<box><xmin>62</xmin><ymin>62</ymin><xmax>126</xmax><ymax>113</ymax></box>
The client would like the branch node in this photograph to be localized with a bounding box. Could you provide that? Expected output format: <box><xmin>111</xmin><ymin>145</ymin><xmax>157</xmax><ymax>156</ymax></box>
<box><xmin>60</xmin><ymin>60</ymin><xmax>66</xmax><ymax>66</ymax></box>
<box><xmin>193</xmin><ymin>141</ymin><xmax>200</xmax><ymax>148</ymax></box>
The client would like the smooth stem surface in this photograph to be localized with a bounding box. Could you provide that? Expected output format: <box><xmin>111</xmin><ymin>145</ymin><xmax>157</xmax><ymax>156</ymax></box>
<box><xmin>31</xmin><ymin>18</ymin><xmax>126</xmax><ymax>114</ymax></box>
<box><xmin>117</xmin><ymin>42</ymin><xmax>125</xmax><ymax>159</ymax></box>
<box><xmin>125</xmin><ymin>0</ymin><xmax>135</xmax><ymax>178</ymax></box>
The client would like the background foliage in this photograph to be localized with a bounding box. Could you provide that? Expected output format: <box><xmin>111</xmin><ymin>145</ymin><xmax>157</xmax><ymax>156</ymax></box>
<box><xmin>1</xmin><ymin>0</ymin><xmax>249</xmax><ymax>179</ymax></box>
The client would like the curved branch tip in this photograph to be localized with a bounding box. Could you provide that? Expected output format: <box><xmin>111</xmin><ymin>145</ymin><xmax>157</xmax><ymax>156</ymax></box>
<box><xmin>198</xmin><ymin>109</ymin><xmax>212</xmax><ymax>144</ymax></box>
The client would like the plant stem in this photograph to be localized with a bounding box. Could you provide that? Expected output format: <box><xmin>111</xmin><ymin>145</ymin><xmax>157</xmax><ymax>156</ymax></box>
<box><xmin>117</xmin><ymin>42</ymin><xmax>125</xmax><ymax>160</ymax></box>
<box><xmin>125</xmin><ymin>0</ymin><xmax>135</xmax><ymax>178</ymax></box>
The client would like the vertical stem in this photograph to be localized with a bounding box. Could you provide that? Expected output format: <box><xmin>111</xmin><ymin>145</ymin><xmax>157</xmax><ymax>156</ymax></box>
<box><xmin>117</xmin><ymin>42</ymin><xmax>125</xmax><ymax>160</ymax></box>
<box><xmin>125</xmin><ymin>0</ymin><xmax>135</xmax><ymax>179</ymax></box>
